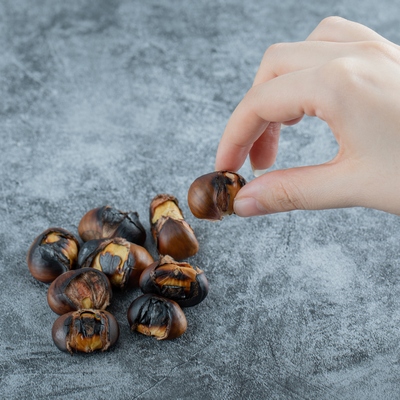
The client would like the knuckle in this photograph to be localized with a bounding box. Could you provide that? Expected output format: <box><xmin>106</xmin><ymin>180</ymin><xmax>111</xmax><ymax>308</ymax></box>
<box><xmin>261</xmin><ymin>42</ymin><xmax>291</xmax><ymax>79</ymax></box>
<box><xmin>262</xmin><ymin>42</ymin><xmax>286</xmax><ymax>62</ymax></box>
<box><xmin>317</xmin><ymin>16</ymin><xmax>347</xmax><ymax>32</ymax></box>
<box><xmin>310</xmin><ymin>16</ymin><xmax>347</xmax><ymax>39</ymax></box>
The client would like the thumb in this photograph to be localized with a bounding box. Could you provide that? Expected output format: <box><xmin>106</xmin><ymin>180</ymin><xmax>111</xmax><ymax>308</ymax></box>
<box><xmin>234</xmin><ymin>161</ymin><xmax>363</xmax><ymax>216</ymax></box>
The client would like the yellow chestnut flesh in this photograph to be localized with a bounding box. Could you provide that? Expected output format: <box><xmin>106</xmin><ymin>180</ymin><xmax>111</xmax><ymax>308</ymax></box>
<box><xmin>78</xmin><ymin>238</ymin><xmax>153</xmax><ymax>289</ymax></box>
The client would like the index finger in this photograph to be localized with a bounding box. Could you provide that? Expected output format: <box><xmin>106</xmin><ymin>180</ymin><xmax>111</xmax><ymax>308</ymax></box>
<box><xmin>215</xmin><ymin>67</ymin><xmax>320</xmax><ymax>172</ymax></box>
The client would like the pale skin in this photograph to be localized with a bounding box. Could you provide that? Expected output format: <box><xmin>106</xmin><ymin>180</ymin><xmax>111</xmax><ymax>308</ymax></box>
<box><xmin>215</xmin><ymin>17</ymin><xmax>400</xmax><ymax>217</ymax></box>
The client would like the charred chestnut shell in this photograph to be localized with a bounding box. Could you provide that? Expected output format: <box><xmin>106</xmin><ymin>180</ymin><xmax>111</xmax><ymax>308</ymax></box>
<box><xmin>150</xmin><ymin>194</ymin><xmax>199</xmax><ymax>260</ymax></box>
<box><xmin>78</xmin><ymin>238</ymin><xmax>153</xmax><ymax>289</ymax></box>
<box><xmin>139</xmin><ymin>255</ymin><xmax>208</xmax><ymax>307</ymax></box>
<box><xmin>47</xmin><ymin>268</ymin><xmax>112</xmax><ymax>315</ymax></box>
<box><xmin>27</xmin><ymin>227</ymin><xmax>80</xmax><ymax>283</ymax></box>
<box><xmin>187</xmin><ymin>171</ymin><xmax>246</xmax><ymax>221</ymax></box>
<box><xmin>127</xmin><ymin>293</ymin><xmax>187</xmax><ymax>340</ymax></box>
<box><xmin>52</xmin><ymin>309</ymin><xmax>119</xmax><ymax>354</ymax></box>
<box><xmin>78</xmin><ymin>205</ymin><xmax>146</xmax><ymax>246</ymax></box>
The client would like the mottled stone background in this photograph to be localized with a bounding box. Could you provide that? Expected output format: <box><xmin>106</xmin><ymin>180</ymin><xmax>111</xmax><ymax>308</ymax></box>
<box><xmin>1</xmin><ymin>1</ymin><xmax>400</xmax><ymax>399</ymax></box>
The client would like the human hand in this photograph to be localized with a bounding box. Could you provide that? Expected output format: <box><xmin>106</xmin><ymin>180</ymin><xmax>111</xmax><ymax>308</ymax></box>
<box><xmin>215</xmin><ymin>17</ymin><xmax>400</xmax><ymax>217</ymax></box>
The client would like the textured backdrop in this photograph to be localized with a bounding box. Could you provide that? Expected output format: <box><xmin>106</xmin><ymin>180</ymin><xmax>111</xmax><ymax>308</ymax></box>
<box><xmin>1</xmin><ymin>1</ymin><xmax>400</xmax><ymax>399</ymax></box>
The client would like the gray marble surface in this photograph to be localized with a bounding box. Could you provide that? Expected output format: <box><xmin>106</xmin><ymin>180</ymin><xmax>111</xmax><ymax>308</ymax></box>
<box><xmin>1</xmin><ymin>1</ymin><xmax>400</xmax><ymax>399</ymax></box>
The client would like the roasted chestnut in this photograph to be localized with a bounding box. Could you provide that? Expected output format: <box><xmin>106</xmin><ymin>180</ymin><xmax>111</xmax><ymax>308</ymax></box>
<box><xmin>52</xmin><ymin>309</ymin><xmax>119</xmax><ymax>354</ymax></box>
<box><xmin>47</xmin><ymin>268</ymin><xmax>112</xmax><ymax>315</ymax></box>
<box><xmin>139</xmin><ymin>255</ymin><xmax>208</xmax><ymax>307</ymax></box>
<box><xmin>27</xmin><ymin>227</ymin><xmax>80</xmax><ymax>283</ymax></box>
<box><xmin>150</xmin><ymin>194</ymin><xmax>199</xmax><ymax>260</ymax></box>
<box><xmin>78</xmin><ymin>238</ymin><xmax>153</xmax><ymax>289</ymax></box>
<box><xmin>78</xmin><ymin>205</ymin><xmax>146</xmax><ymax>246</ymax></box>
<box><xmin>127</xmin><ymin>294</ymin><xmax>187</xmax><ymax>340</ymax></box>
<box><xmin>187</xmin><ymin>171</ymin><xmax>246</xmax><ymax>220</ymax></box>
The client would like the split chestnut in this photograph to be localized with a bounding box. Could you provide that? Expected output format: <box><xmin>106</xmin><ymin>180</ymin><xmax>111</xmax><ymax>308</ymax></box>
<box><xmin>139</xmin><ymin>255</ymin><xmax>208</xmax><ymax>307</ymax></box>
<box><xmin>150</xmin><ymin>194</ymin><xmax>199</xmax><ymax>260</ymax></box>
<box><xmin>187</xmin><ymin>171</ymin><xmax>246</xmax><ymax>221</ymax></box>
<box><xmin>127</xmin><ymin>293</ymin><xmax>187</xmax><ymax>340</ymax></box>
<box><xmin>27</xmin><ymin>227</ymin><xmax>80</xmax><ymax>283</ymax></box>
<box><xmin>47</xmin><ymin>268</ymin><xmax>112</xmax><ymax>315</ymax></box>
<box><xmin>78</xmin><ymin>237</ymin><xmax>153</xmax><ymax>289</ymax></box>
<box><xmin>78</xmin><ymin>205</ymin><xmax>146</xmax><ymax>246</ymax></box>
<box><xmin>52</xmin><ymin>309</ymin><xmax>119</xmax><ymax>354</ymax></box>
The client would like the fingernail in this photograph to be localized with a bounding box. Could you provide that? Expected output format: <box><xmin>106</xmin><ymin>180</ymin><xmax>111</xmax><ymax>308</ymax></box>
<box><xmin>250</xmin><ymin>163</ymin><xmax>268</xmax><ymax>177</ymax></box>
<box><xmin>252</xmin><ymin>168</ymin><xmax>268</xmax><ymax>178</ymax></box>
<box><xmin>234</xmin><ymin>197</ymin><xmax>268</xmax><ymax>217</ymax></box>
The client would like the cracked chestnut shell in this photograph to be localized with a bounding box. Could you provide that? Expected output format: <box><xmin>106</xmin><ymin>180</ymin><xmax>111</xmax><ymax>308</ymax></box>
<box><xmin>27</xmin><ymin>227</ymin><xmax>80</xmax><ymax>283</ymax></box>
<box><xmin>127</xmin><ymin>293</ymin><xmax>187</xmax><ymax>340</ymax></box>
<box><xmin>139</xmin><ymin>255</ymin><xmax>208</xmax><ymax>307</ymax></box>
<box><xmin>150</xmin><ymin>194</ymin><xmax>199</xmax><ymax>260</ymax></box>
<box><xmin>47</xmin><ymin>268</ymin><xmax>112</xmax><ymax>315</ymax></box>
<box><xmin>187</xmin><ymin>171</ymin><xmax>246</xmax><ymax>221</ymax></box>
<box><xmin>78</xmin><ymin>205</ymin><xmax>146</xmax><ymax>246</ymax></box>
<box><xmin>78</xmin><ymin>237</ymin><xmax>153</xmax><ymax>289</ymax></box>
<box><xmin>52</xmin><ymin>309</ymin><xmax>119</xmax><ymax>354</ymax></box>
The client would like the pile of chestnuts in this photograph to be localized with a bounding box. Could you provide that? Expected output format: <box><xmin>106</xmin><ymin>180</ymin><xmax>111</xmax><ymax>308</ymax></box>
<box><xmin>26</xmin><ymin>170</ymin><xmax>245</xmax><ymax>354</ymax></box>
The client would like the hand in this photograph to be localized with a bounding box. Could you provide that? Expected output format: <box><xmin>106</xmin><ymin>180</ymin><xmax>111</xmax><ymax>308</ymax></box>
<box><xmin>215</xmin><ymin>17</ymin><xmax>400</xmax><ymax>217</ymax></box>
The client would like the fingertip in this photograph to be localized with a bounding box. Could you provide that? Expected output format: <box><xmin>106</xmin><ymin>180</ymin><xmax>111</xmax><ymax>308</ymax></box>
<box><xmin>234</xmin><ymin>197</ymin><xmax>269</xmax><ymax>217</ymax></box>
<box><xmin>215</xmin><ymin>144</ymin><xmax>249</xmax><ymax>172</ymax></box>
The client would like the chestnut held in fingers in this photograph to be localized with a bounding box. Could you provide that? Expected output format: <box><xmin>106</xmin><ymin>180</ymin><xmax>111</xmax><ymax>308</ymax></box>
<box><xmin>52</xmin><ymin>309</ymin><xmax>119</xmax><ymax>354</ymax></box>
<box><xmin>47</xmin><ymin>268</ymin><xmax>112</xmax><ymax>315</ymax></box>
<box><xmin>187</xmin><ymin>171</ymin><xmax>246</xmax><ymax>221</ymax></box>
<box><xmin>127</xmin><ymin>293</ymin><xmax>187</xmax><ymax>340</ymax></box>
<box><xmin>139</xmin><ymin>255</ymin><xmax>208</xmax><ymax>307</ymax></box>
<box><xmin>150</xmin><ymin>194</ymin><xmax>199</xmax><ymax>260</ymax></box>
<box><xmin>27</xmin><ymin>227</ymin><xmax>80</xmax><ymax>283</ymax></box>
<box><xmin>78</xmin><ymin>205</ymin><xmax>146</xmax><ymax>246</ymax></box>
<box><xmin>78</xmin><ymin>238</ymin><xmax>153</xmax><ymax>289</ymax></box>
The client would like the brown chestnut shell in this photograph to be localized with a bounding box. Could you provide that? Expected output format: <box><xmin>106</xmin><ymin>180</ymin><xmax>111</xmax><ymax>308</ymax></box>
<box><xmin>27</xmin><ymin>227</ymin><xmax>80</xmax><ymax>283</ymax></box>
<box><xmin>187</xmin><ymin>171</ymin><xmax>246</xmax><ymax>221</ymax></box>
<box><xmin>78</xmin><ymin>205</ymin><xmax>146</xmax><ymax>246</ymax></box>
<box><xmin>139</xmin><ymin>255</ymin><xmax>208</xmax><ymax>307</ymax></box>
<box><xmin>47</xmin><ymin>268</ymin><xmax>112</xmax><ymax>315</ymax></box>
<box><xmin>150</xmin><ymin>194</ymin><xmax>199</xmax><ymax>260</ymax></box>
<box><xmin>78</xmin><ymin>238</ymin><xmax>153</xmax><ymax>289</ymax></box>
<box><xmin>52</xmin><ymin>309</ymin><xmax>119</xmax><ymax>354</ymax></box>
<box><xmin>127</xmin><ymin>293</ymin><xmax>187</xmax><ymax>340</ymax></box>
